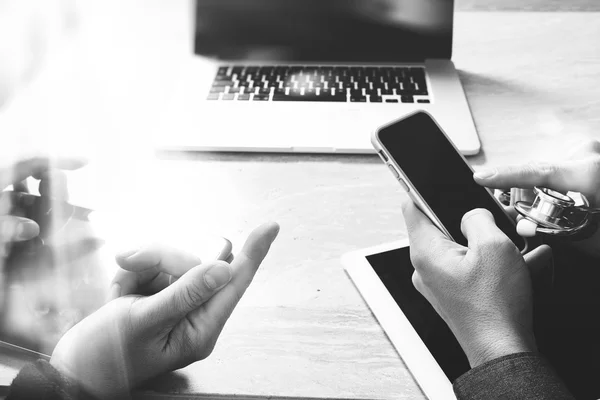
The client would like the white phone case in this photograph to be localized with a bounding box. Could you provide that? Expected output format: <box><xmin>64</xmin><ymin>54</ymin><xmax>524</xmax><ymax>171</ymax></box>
<box><xmin>371</xmin><ymin>110</ymin><xmax>528</xmax><ymax>252</ymax></box>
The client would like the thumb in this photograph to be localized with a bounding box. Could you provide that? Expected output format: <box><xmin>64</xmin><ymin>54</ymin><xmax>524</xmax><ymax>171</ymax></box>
<box><xmin>473</xmin><ymin>162</ymin><xmax>579</xmax><ymax>193</ymax></box>
<box><xmin>139</xmin><ymin>261</ymin><xmax>232</xmax><ymax>326</ymax></box>
<box><xmin>523</xmin><ymin>244</ymin><xmax>553</xmax><ymax>279</ymax></box>
<box><xmin>0</xmin><ymin>216</ymin><xmax>40</xmax><ymax>242</ymax></box>
<box><xmin>460</xmin><ymin>208</ymin><xmax>505</xmax><ymax>246</ymax></box>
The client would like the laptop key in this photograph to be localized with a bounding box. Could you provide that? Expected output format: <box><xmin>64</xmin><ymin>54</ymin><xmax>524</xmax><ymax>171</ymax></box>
<box><xmin>210</xmin><ymin>65</ymin><xmax>429</xmax><ymax>105</ymax></box>
<box><xmin>323</xmin><ymin>93</ymin><xmax>348</xmax><ymax>102</ymax></box>
<box><xmin>272</xmin><ymin>94</ymin><xmax>345</xmax><ymax>102</ymax></box>
<box><xmin>410</xmin><ymin>67</ymin><xmax>426</xmax><ymax>79</ymax></box>
<box><xmin>402</xmin><ymin>82</ymin><xmax>420</xmax><ymax>94</ymax></box>
<box><xmin>392</xmin><ymin>67</ymin><xmax>409</xmax><ymax>78</ymax></box>
<box><xmin>207</xmin><ymin>94</ymin><xmax>220</xmax><ymax>101</ymax></box>
<box><xmin>271</xmin><ymin>94</ymin><xmax>292</xmax><ymax>101</ymax></box>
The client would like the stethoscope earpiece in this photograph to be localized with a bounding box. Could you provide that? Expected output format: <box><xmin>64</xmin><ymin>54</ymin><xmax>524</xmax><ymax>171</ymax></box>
<box><xmin>516</xmin><ymin>218</ymin><xmax>538</xmax><ymax>238</ymax></box>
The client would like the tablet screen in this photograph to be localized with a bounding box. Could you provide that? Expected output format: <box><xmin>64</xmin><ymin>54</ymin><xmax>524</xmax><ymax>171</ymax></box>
<box><xmin>365</xmin><ymin>247</ymin><xmax>470</xmax><ymax>381</ymax></box>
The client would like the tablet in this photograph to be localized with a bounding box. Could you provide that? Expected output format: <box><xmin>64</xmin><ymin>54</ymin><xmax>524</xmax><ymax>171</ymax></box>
<box><xmin>342</xmin><ymin>240</ymin><xmax>469</xmax><ymax>400</ymax></box>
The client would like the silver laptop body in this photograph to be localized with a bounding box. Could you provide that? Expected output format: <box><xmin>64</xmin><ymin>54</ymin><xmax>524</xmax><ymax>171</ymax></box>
<box><xmin>157</xmin><ymin>0</ymin><xmax>480</xmax><ymax>155</ymax></box>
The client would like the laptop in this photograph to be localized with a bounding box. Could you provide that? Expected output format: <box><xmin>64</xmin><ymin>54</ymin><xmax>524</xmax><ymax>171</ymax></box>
<box><xmin>156</xmin><ymin>0</ymin><xmax>480</xmax><ymax>155</ymax></box>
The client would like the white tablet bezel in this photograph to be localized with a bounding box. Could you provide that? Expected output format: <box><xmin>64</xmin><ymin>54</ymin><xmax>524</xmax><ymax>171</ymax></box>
<box><xmin>342</xmin><ymin>239</ymin><xmax>457</xmax><ymax>400</ymax></box>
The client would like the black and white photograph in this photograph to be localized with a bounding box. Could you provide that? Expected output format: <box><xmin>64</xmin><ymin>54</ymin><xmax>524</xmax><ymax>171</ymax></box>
<box><xmin>0</xmin><ymin>0</ymin><xmax>599</xmax><ymax>399</ymax></box>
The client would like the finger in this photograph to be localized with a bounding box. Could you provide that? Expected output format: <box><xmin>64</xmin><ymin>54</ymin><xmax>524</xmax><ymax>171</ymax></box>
<box><xmin>141</xmin><ymin>260</ymin><xmax>233</xmax><ymax>324</ymax></box>
<box><xmin>401</xmin><ymin>199</ymin><xmax>448</xmax><ymax>259</ymax></box>
<box><xmin>12</xmin><ymin>180</ymin><xmax>29</xmax><ymax>193</ymax></box>
<box><xmin>108</xmin><ymin>267</ymin><xmax>170</xmax><ymax>301</ymax></box>
<box><xmin>108</xmin><ymin>269</ymin><xmax>137</xmax><ymax>301</ymax></box>
<box><xmin>196</xmin><ymin>222</ymin><xmax>280</xmax><ymax>330</ymax></box>
<box><xmin>460</xmin><ymin>208</ymin><xmax>506</xmax><ymax>246</ymax></box>
<box><xmin>0</xmin><ymin>157</ymin><xmax>86</xmax><ymax>189</ymax></box>
<box><xmin>38</xmin><ymin>170</ymin><xmax>69</xmax><ymax>200</ymax></box>
<box><xmin>0</xmin><ymin>216</ymin><xmax>40</xmax><ymax>242</ymax></box>
<box><xmin>411</xmin><ymin>270</ymin><xmax>424</xmax><ymax>294</ymax></box>
<box><xmin>227</xmin><ymin>221</ymin><xmax>280</xmax><ymax>295</ymax></box>
<box><xmin>566</xmin><ymin>139</ymin><xmax>600</xmax><ymax>160</ymax></box>
<box><xmin>523</xmin><ymin>244</ymin><xmax>553</xmax><ymax>279</ymax></box>
<box><xmin>473</xmin><ymin>162</ymin><xmax>579</xmax><ymax>193</ymax></box>
<box><xmin>115</xmin><ymin>244</ymin><xmax>202</xmax><ymax>278</ymax></box>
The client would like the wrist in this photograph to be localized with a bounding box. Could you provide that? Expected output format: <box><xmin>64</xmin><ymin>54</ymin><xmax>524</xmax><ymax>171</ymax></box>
<box><xmin>463</xmin><ymin>328</ymin><xmax>537</xmax><ymax>368</ymax></box>
<box><xmin>49</xmin><ymin>358</ymin><xmax>78</xmax><ymax>387</ymax></box>
<box><xmin>50</xmin><ymin>357</ymin><xmax>130</xmax><ymax>400</ymax></box>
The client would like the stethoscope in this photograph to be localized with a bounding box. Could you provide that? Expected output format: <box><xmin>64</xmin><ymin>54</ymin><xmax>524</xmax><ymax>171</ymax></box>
<box><xmin>498</xmin><ymin>187</ymin><xmax>600</xmax><ymax>238</ymax></box>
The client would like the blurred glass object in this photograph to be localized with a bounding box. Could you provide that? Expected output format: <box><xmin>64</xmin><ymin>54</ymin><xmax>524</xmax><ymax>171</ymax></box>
<box><xmin>0</xmin><ymin>192</ymin><xmax>111</xmax><ymax>356</ymax></box>
<box><xmin>194</xmin><ymin>0</ymin><xmax>453</xmax><ymax>61</ymax></box>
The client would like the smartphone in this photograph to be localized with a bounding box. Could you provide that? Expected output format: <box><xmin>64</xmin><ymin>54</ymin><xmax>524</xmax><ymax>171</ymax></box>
<box><xmin>372</xmin><ymin>111</ymin><xmax>527</xmax><ymax>252</ymax></box>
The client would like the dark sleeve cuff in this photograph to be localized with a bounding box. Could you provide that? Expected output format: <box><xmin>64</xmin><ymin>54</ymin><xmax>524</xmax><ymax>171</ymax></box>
<box><xmin>453</xmin><ymin>352</ymin><xmax>575</xmax><ymax>400</ymax></box>
<box><xmin>7</xmin><ymin>360</ymin><xmax>97</xmax><ymax>400</ymax></box>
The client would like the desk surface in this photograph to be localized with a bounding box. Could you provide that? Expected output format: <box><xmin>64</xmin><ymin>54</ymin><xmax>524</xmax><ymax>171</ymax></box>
<box><xmin>1</xmin><ymin>3</ymin><xmax>600</xmax><ymax>400</ymax></box>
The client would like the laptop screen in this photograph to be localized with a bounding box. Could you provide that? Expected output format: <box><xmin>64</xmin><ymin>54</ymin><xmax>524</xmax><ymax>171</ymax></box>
<box><xmin>194</xmin><ymin>0</ymin><xmax>453</xmax><ymax>62</ymax></box>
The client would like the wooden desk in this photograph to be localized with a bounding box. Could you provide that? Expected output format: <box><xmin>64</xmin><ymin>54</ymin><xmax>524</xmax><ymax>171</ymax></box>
<box><xmin>1</xmin><ymin>3</ymin><xmax>600</xmax><ymax>400</ymax></box>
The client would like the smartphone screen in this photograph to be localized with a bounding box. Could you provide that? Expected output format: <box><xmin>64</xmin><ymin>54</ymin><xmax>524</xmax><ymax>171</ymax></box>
<box><xmin>377</xmin><ymin>112</ymin><xmax>525</xmax><ymax>250</ymax></box>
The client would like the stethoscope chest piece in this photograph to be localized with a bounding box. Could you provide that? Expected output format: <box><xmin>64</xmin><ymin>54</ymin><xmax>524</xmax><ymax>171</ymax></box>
<box><xmin>513</xmin><ymin>187</ymin><xmax>599</xmax><ymax>237</ymax></box>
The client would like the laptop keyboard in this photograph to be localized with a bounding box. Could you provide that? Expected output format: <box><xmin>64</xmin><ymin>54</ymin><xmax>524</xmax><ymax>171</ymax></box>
<box><xmin>207</xmin><ymin>66</ymin><xmax>430</xmax><ymax>104</ymax></box>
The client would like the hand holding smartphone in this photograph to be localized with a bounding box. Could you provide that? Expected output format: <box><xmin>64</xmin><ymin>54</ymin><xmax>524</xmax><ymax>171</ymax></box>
<box><xmin>372</xmin><ymin>111</ymin><xmax>527</xmax><ymax>252</ymax></box>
